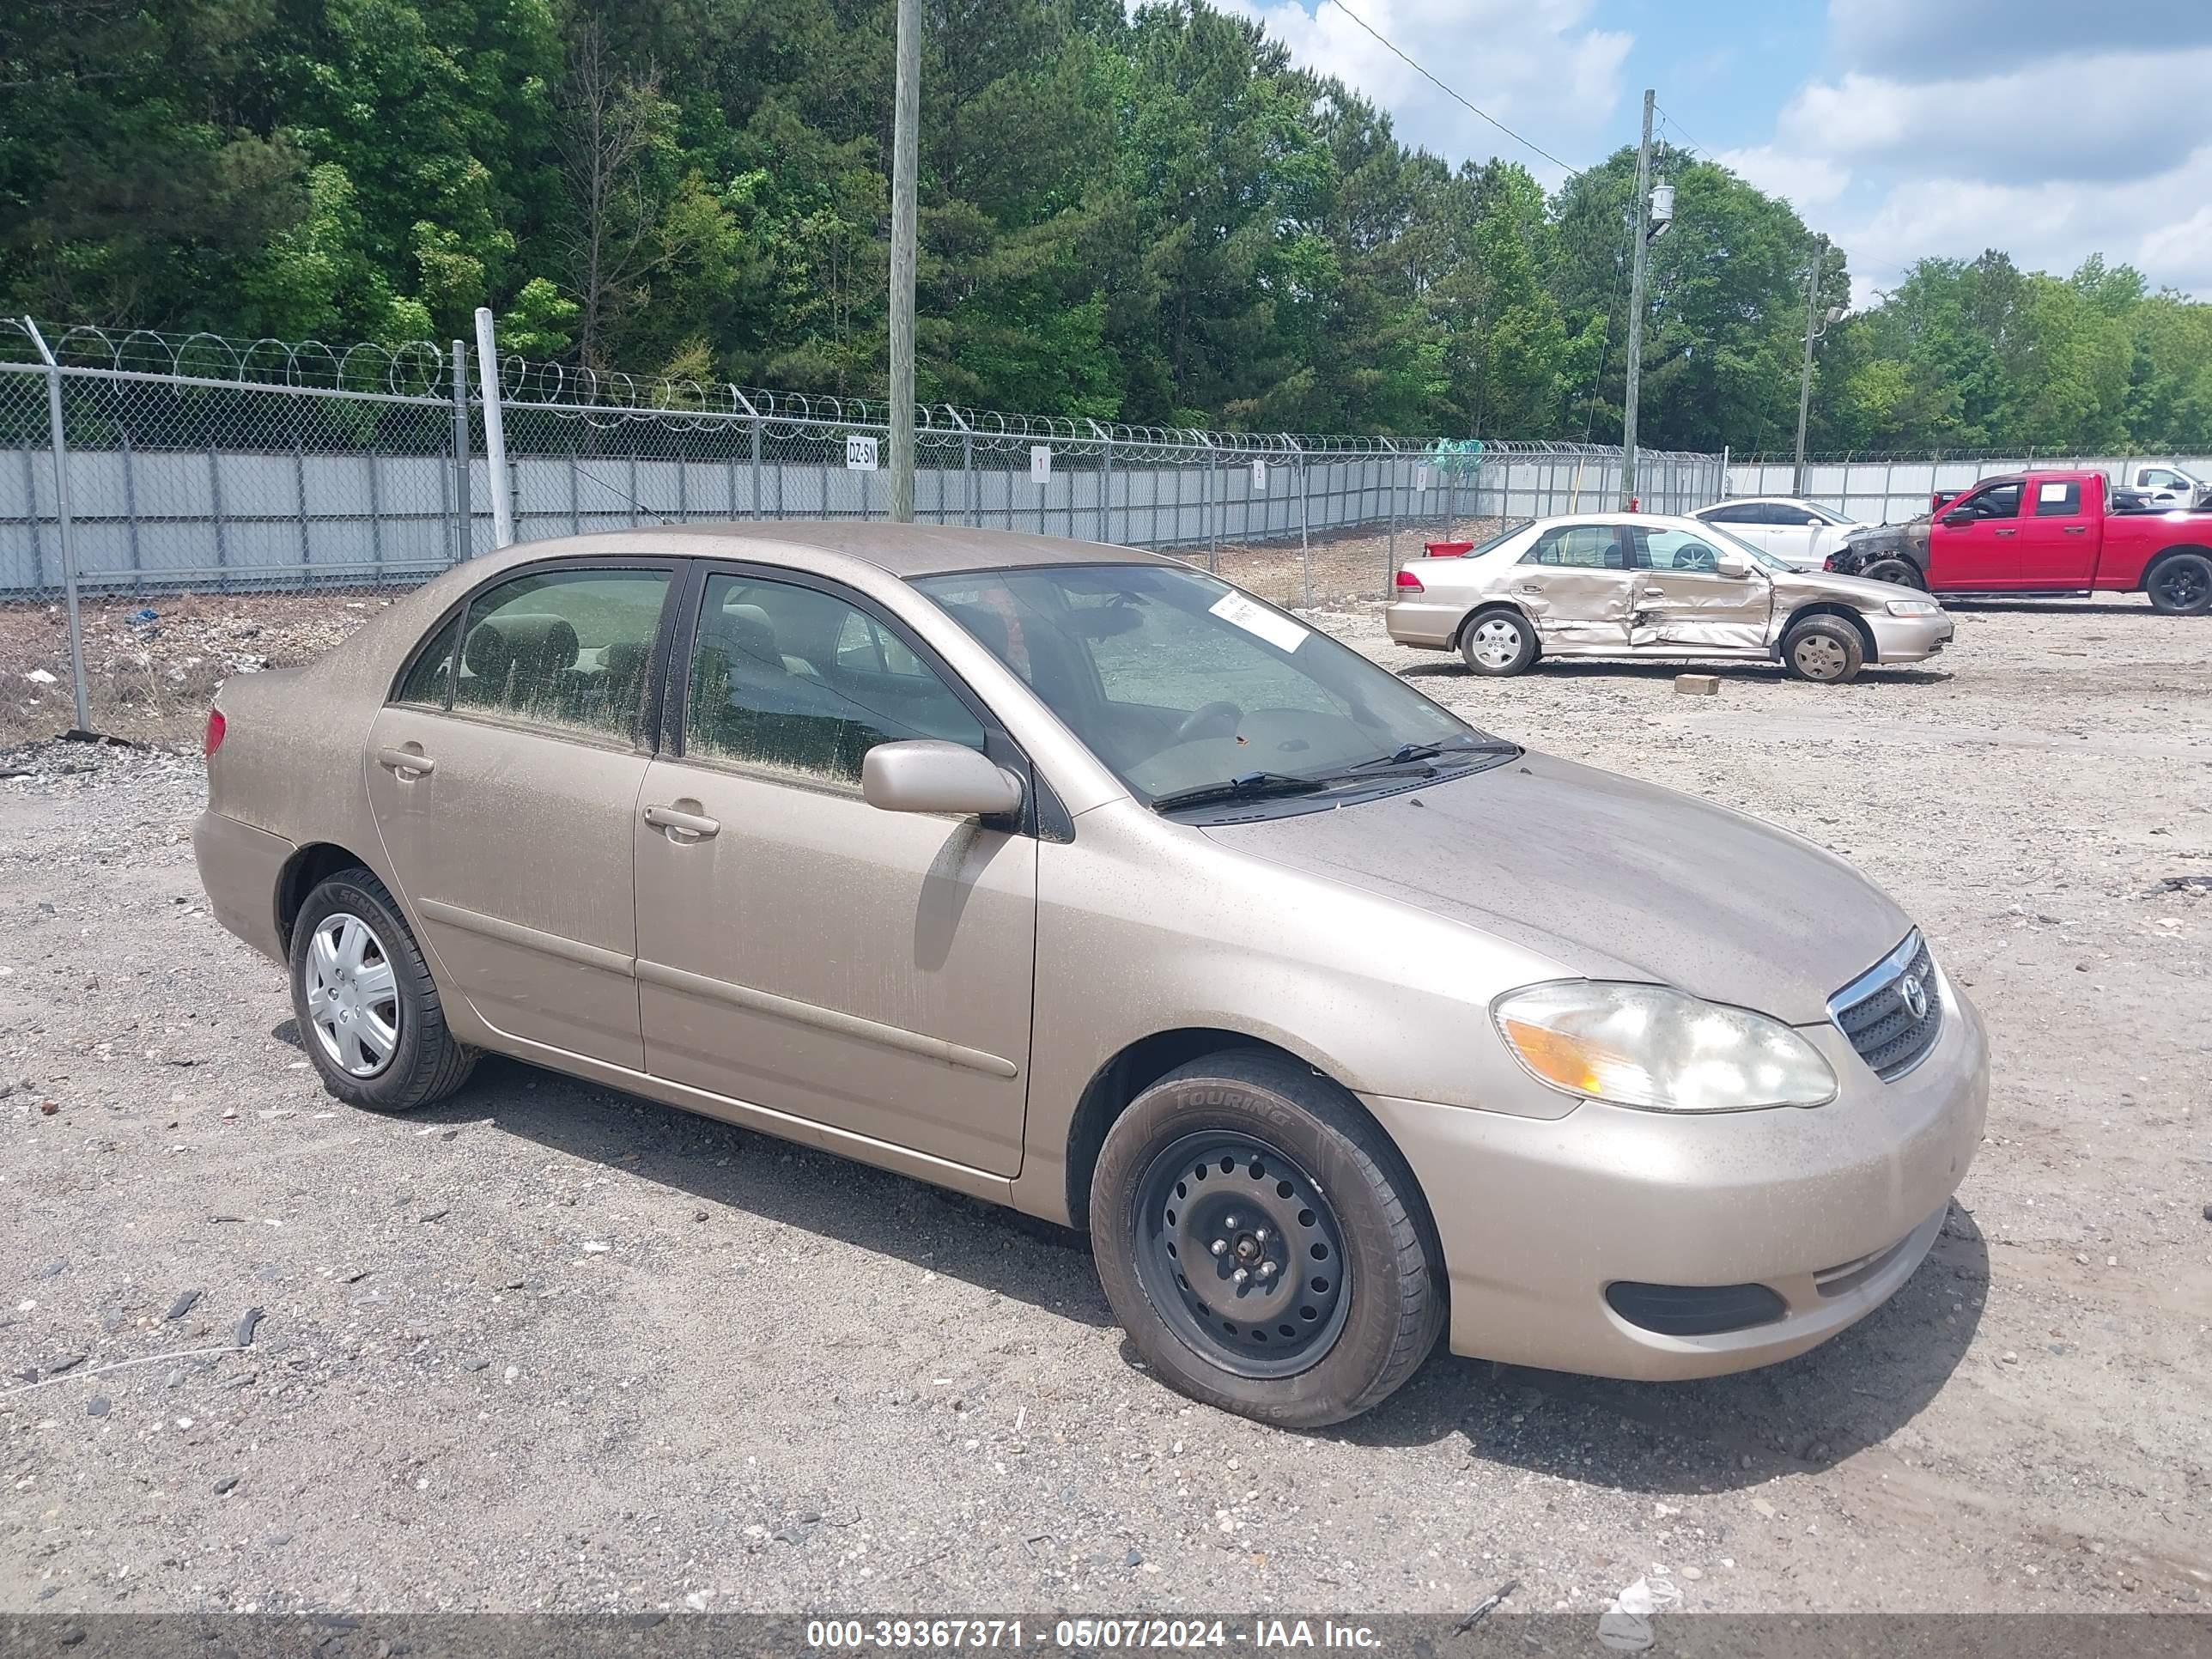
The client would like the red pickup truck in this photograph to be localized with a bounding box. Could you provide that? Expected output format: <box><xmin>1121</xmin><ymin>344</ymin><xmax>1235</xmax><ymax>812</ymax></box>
<box><xmin>1826</xmin><ymin>470</ymin><xmax>2212</xmax><ymax>614</ymax></box>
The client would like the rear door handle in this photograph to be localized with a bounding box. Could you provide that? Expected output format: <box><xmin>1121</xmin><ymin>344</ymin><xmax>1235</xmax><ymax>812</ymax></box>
<box><xmin>376</xmin><ymin>746</ymin><xmax>434</xmax><ymax>778</ymax></box>
<box><xmin>2062</xmin><ymin>525</ymin><xmax>2087</xmax><ymax>535</ymax></box>
<box><xmin>643</xmin><ymin>803</ymin><xmax>720</xmax><ymax>842</ymax></box>
<box><xmin>1514</xmin><ymin>584</ymin><xmax>1541</xmax><ymax>594</ymax></box>
<box><xmin>1993</xmin><ymin>528</ymin><xmax>2018</xmax><ymax>538</ymax></box>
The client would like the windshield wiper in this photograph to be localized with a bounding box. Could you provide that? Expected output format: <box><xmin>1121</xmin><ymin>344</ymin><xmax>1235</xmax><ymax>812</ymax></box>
<box><xmin>1149</xmin><ymin>771</ymin><xmax>1338</xmax><ymax>811</ymax></box>
<box><xmin>1345</xmin><ymin>737</ymin><xmax>1520</xmax><ymax>772</ymax></box>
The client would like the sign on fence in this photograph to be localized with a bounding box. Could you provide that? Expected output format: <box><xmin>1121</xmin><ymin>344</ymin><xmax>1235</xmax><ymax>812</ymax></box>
<box><xmin>845</xmin><ymin>434</ymin><xmax>879</xmax><ymax>471</ymax></box>
<box><xmin>1251</xmin><ymin>459</ymin><xmax>1268</xmax><ymax>490</ymax></box>
<box><xmin>1030</xmin><ymin>445</ymin><xmax>1053</xmax><ymax>484</ymax></box>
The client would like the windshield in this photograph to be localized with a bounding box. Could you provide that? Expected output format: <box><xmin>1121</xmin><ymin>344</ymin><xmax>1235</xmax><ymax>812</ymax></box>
<box><xmin>913</xmin><ymin>563</ymin><xmax>1504</xmax><ymax>808</ymax></box>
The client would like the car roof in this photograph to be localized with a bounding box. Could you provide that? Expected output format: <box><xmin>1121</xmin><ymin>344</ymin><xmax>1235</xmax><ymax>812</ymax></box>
<box><xmin>1510</xmin><ymin>512</ymin><xmax>1716</xmax><ymax>535</ymax></box>
<box><xmin>652</xmin><ymin>520</ymin><xmax>1176</xmax><ymax>578</ymax></box>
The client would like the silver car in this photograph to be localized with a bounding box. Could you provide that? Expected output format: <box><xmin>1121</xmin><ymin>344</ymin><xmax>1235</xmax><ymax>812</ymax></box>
<box><xmin>195</xmin><ymin>523</ymin><xmax>1985</xmax><ymax>1426</ymax></box>
<box><xmin>1387</xmin><ymin>513</ymin><xmax>1953</xmax><ymax>684</ymax></box>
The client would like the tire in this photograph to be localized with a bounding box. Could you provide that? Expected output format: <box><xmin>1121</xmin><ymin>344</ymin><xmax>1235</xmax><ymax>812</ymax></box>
<box><xmin>2146</xmin><ymin>551</ymin><xmax>2212</xmax><ymax>616</ymax></box>
<box><xmin>1457</xmin><ymin>607</ymin><xmax>1539</xmax><ymax>677</ymax></box>
<box><xmin>289</xmin><ymin>867</ymin><xmax>476</xmax><ymax>1113</ymax></box>
<box><xmin>1781</xmin><ymin>615</ymin><xmax>1867</xmax><ymax>684</ymax></box>
<box><xmin>1860</xmin><ymin>556</ymin><xmax>1923</xmax><ymax>589</ymax></box>
<box><xmin>1090</xmin><ymin>1049</ymin><xmax>1443</xmax><ymax>1428</ymax></box>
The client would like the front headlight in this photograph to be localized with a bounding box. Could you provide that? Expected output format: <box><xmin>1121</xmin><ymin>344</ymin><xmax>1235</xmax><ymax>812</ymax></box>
<box><xmin>1492</xmin><ymin>981</ymin><xmax>1838</xmax><ymax>1112</ymax></box>
<box><xmin>1885</xmin><ymin>598</ymin><xmax>1941</xmax><ymax>617</ymax></box>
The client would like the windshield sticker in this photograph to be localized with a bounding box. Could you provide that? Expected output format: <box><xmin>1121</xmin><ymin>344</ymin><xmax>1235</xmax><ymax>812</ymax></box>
<box><xmin>1209</xmin><ymin>590</ymin><xmax>1308</xmax><ymax>653</ymax></box>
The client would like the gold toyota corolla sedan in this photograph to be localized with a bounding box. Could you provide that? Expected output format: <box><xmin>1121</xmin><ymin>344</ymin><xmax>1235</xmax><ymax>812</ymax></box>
<box><xmin>1386</xmin><ymin>512</ymin><xmax>1953</xmax><ymax>683</ymax></box>
<box><xmin>195</xmin><ymin>523</ymin><xmax>1986</xmax><ymax>1426</ymax></box>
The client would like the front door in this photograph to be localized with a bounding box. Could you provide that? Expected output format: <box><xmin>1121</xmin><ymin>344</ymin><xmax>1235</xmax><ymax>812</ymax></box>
<box><xmin>1927</xmin><ymin>479</ymin><xmax>2024</xmax><ymax>588</ymax></box>
<box><xmin>2015</xmin><ymin>477</ymin><xmax>2096</xmax><ymax>587</ymax></box>
<box><xmin>1626</xmin><ymin>526</ymin><xmax>1773</xmax><ymax>650</ymax></box>
<box><xmin>1508</xmin><ymin>523</ymin><xmax>1637</xmax><ymax>648</ymax></box>
<box><xmin>365</xmin><ymin>561</ymin><xmax>676</xmax><ymax>1067</ymax></box>
<box><xmin>631</xmin><ymin>568</ymin><xmax>1036</xmax><ymax>1176</ymax></box>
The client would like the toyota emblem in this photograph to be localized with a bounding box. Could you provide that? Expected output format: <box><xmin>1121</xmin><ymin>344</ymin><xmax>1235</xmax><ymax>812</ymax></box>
<box><xmin>1899</xmin><ymin>973</ymin><xmax>1929</xmax><ymax>1021</ymax></box>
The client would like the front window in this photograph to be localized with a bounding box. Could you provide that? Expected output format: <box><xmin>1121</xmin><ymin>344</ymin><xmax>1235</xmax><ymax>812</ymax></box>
<box><xmin>914</xmin><ymin>563</ymin><xmax>1507</xmax><ymax>811</ymax></box>
<box><xmin>684</xmin><ymin>573</ymin><xmax>984</xmax><ymax>786</ymax></box>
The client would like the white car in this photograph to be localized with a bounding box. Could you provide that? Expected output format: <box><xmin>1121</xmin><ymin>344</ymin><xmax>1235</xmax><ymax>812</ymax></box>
<box><xmin>1693</xmin><ymin>497</ymin><xmax>1865</xmax><ymax>570</ymax></box>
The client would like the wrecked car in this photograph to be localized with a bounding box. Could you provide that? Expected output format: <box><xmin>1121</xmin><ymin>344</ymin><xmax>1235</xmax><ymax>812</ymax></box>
<box><xmin>1386</xmin><ymin>513</ymin><xmax>1953</xmax><ymax>684</ymax></box>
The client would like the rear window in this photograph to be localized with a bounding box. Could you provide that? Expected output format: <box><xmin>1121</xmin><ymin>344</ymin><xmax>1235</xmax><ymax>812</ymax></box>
<box><xmin>2033</xmin><ymin>481</ymin><xmax>2081</xmax><ymax>518</ymax></box>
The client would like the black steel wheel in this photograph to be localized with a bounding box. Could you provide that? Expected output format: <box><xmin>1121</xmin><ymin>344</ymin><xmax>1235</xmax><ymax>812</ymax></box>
<box><xmin>2147</xmin><ymin>551</ymin><xmax>2212</xmax><ymax>616</ymax></box>
<box><xmin>1133</xmin><ymin>1131</ymin><xmax>1352</xmax><ymax>1379</ymax></box>
<box><xmin>1861</xmin><ymin>556</ymin><xmax>1923</xmax><ymax>588</ymax></box>
<box><xmin>1090</xmin><ymin>1048</ymin><xmax>1443</xmax><ymax>1427</ymax></box>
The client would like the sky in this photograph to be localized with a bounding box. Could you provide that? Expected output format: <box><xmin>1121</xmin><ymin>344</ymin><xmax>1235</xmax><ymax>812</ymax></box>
<box><xmin>1212</xmin><ymin>0</ymin><xmax>2212</xmax><ymax>308</ymax></box>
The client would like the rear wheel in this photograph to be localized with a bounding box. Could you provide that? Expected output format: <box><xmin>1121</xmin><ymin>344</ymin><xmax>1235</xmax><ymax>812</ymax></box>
<box><xmin>1860</xmin><ymin>556</ymin><xmax>1923</xmax><ymax>588</ymax></box>
<box><xmin>1458</xmin><ymin>608</ymin><xmax>1539</xmax><ymax>677</ymax></box>
<box><xmin>289</xmin><ymin>869</ymin><xmax>475</xmax><ymax>1112</ymax></box>
<box><xmin>2146</xmin><ymin>552</ymin><xmax>2212</xmax><ymax>615</ymax></box>
<box><xmin>1781</xmin><ymin>616</ymin><xmax>1866</xmax><ymax>684</ymax></box>
<box><xmin>1091</xmin><ymin>1050</ymin><xmax>1443</xmax><ymax>1428</ymax></box>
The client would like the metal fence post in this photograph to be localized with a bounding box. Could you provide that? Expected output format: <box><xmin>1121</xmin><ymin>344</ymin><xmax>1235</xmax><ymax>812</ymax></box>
<box><xmin>120</xmin><ymin>428</ymin><xmax>143</xmax><ymax>592</ymax></box>
<box><xmin>1100</xmin><ymin>428</ymin><xmax>1114</xmax><ymax>544</ymax></box>
<box><xmin>733</xmin><ymin>386</ymin><xmax>762</xmax><ymax>520</ymax></box>
<box><xmin>1291</xmin><ymin>436</ymin><xmax>1311</xmax><ymax>609</ymax></box>
<box><xmin>472</xmin><ymin>307</ymin><xmax>514</xmax><ymax>548</ymax></box>
<box><xmin>450</xmin><ymin>340</ymin><xmax>473</xmax><ymax>561</ymax></box>
<box><xmin>22</xmin><ymin>319</ymin><xmax>90</xmax><ymax>731</ymax></box>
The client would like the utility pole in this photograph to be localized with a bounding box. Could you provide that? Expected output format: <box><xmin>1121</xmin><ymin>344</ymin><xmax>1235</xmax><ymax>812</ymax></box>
<box><xmin>887</xmin><ymin>0</ymin><xmax>920</xmax><ymax>522</ymax></box>
<box><xmin>1620</xmin><ymin>88</ymin><xmax>1655</xmax><ymax>511</ymax></box>
<box><xmin>1793</xmin><ymin>235</ymin><xmax>1829</xmax><ymax>497</ymax></box>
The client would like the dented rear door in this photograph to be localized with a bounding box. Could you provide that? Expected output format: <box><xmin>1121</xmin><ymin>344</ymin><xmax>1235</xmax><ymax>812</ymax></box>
<box><xmin>1507</xmin><ymin>524</ymin><xmax>1637</xmax><ymax>649</ymax></box>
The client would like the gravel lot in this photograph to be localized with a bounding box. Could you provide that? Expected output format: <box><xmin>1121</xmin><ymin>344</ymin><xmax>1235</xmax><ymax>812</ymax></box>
<box><xmin>3</xmin><ymin>589</ymin><xmax>2209</xmax><ymax>1624</ymax></box>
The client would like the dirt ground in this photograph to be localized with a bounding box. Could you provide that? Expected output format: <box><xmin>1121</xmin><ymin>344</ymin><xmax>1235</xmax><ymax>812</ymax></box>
<box><xmin>1</xmin><ymin>586</ymin><xmax>2209</xmax><ymax>1626</ymax></box>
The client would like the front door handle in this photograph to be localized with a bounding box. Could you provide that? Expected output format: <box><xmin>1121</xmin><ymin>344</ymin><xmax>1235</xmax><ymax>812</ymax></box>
<box><xmin>2061</xmin><ymin>525</ymin><xmax>2087</xmax><ymax>534</ymax></box>
<box><xmin>1993</xmin><ymin>528</ymin><xmax>2018</xmax><ymax>538</ymax></box>
<box><xmin>1514</xmin><ymin>584</ymin><xmax>1542</xmax><ymax>595</ymax></box>
<box><xmin>644</xmin><ymin>803</ymin><xmax>720</xmax><ymax>842</ymax></box>
<box><xmin>376</xmin><ymin>745</ymin><xmax>434</xmax><ymax>778</ymax></box>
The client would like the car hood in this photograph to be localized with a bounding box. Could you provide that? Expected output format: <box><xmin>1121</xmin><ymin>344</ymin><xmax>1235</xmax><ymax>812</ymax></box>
<box><xmin>1202</xmin><ymin>753</ymin><xmax>1911</xmax><ymax>1024</ymax></box>
<box><xmin>1771</xmin><ymin>566</ymin><xmax>1924</xmax><ymax>607</ymax></box>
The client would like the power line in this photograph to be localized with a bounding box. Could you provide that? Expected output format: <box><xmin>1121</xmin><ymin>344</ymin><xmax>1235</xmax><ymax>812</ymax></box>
<box><xmin>1653</xmin><ymin>104</ymin><xmax>1710</xmax><ymax>161</ymax></box>
<box><xmin>1322</xmin><ymin>0</ymin><xmax>1583</xmax><ymax>178</ymax></box>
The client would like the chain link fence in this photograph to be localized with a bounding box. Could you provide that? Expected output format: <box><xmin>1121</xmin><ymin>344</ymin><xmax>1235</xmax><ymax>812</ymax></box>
<box><xmin>3</xmin><ymin>318</ymin><xmax>1725</xmax><ymax>653</ymax></box>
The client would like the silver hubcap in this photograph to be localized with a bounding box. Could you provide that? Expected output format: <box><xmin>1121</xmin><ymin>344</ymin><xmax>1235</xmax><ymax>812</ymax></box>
<box><xmin>1794</xmin><ymin>635</ymin><xmax>1846</xmax><ymax>679</ymax></box>
<box><xmin>305</xmin><ymin>913</ymin><xmax>401</xmax><ymax>1078</ymax></box>
<box><xmin>1470</xmin><ymin>617</ymin><xmax>1523</xmax><ymax>668</ymax></box>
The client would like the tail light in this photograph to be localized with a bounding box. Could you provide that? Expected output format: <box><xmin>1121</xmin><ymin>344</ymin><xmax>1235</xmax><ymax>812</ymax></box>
<box><xmin>203</xmin><ymin>707</ymin><xmax>227</xmax><ymax>757</ymax></box>
<box><xmin>1394</xmin><ymin>568</ymin><xmax>1425</xmax><ymax>592</ymax></box>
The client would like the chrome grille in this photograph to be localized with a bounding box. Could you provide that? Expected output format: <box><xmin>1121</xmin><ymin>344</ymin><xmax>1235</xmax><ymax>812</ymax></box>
<box><xmin>1829</xmin><ymin>931</ymin><xmax>1942</xmax><ymax>1080</ymax></box>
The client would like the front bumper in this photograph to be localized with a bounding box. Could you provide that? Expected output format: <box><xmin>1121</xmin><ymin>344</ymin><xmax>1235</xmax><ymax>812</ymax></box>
<box><xmin>1362</xmin><ymin>975</ymin><xmax>1988</xmax><ymax>1380</ymax></box>
<box><xmin>1383</xmin><ymin>598</ymin><xmax>1467</xmax><ymax>651</ymax></box>
<box><xmin>1866</xmin><ymin>608</ymin><xmax>1953</xmax><ymax>664</ymax></box>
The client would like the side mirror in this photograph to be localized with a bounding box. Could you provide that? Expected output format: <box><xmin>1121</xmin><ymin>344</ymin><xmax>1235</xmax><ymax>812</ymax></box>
<box><xmin>1941</xmin><ymin>509</ymin><xmax>1972</xmax><ymax>527</ymax></box>
<box><xmin>862</xmin><ymin>740</ymin><xmax>1024</xmax><ymax>818</ymax></box>
<box><xmin>1714</xmin><ymin>553</ymin><xmax>1752</xmax><ymax>578</ymax></box>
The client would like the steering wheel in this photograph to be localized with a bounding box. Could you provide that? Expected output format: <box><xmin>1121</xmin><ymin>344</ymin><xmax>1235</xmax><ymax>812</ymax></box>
<box><xmin>1169</xmin><ymin>700</ymin><xmax>1242</xmax><ymax>746</ymax></box>
<box><xmin>1673</xmin><ymin>541</ymin><xmax>1720</xmax><ymax>573</ymax></box>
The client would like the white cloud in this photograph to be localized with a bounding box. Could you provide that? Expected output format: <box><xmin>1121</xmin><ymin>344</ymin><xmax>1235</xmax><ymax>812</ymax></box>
<box><xmin>1216</xmin><ymin>0</ymin><xmax>1632</xmax><ymax>178</ymax></box>
<box><xmin>1827</xmin><ymin>0</ymin><xmax>2212</xmax><ymax>80</ymax></box>
<box><xmin>1778</xmin><ymin>50</ymin><xmax>2212</xmax><ymax>185</ymax></box>
<box><xmin>1715</xmin><ymin>144</ymin><xmax>1850</xmax><ymax>211</ymax></box>
<box><xmin>1833</xmin><ymin>146</ymin><xmax>2212</xmax><ymax>304</ymax></box>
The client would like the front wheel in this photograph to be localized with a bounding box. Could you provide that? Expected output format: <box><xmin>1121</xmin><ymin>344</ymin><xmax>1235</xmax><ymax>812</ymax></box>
<box><xmin>289</xmin><ymin>868</ymin><xmax>476</xmax><ymax>1112</ymax></box>
<box><xmin>2147</xmin><ymin>552</ymin><xmax>2212</xmax><ymax>615</ymax></box>
<box><xmin>1860</xmin><ymin>557</ymin><xmax>1923</xmax><ymax>589</ymax></box>
<box><xmin>1090</xmin><ymin>1050</ymin><xmax>1443</xmax><ymax>1428</ymax></box>
<box><xmin>1781</xmin><ymin>616</ymin><xmax>1867</xmax><ymax>684</ymax></box>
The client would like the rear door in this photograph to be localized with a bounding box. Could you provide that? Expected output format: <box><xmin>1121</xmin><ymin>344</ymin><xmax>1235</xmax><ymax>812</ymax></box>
<box><xmin>1626</xmin><ymin>526</ymin><xmax>1773</xmax><ymax>650</ymax></box>
<box><xmin>1508</xmin><ymin>524</ymin><xmax>1636</xmax><ymax>648</ymax></box>
<box><xmin>630</xmin><ymin>566</ymin><xmax>1036</xmax><ymax>1176</ymax></box>
<box><xmin>365</xmin><ymin>559</ymin><xmax>677</xmax><ymax>1068</ymax></box>
<box><xmin>2015</xmin><ymin>476</ymin><xmax>2097</xmax><ymax>587</ymax></box>
<box><xmin>1927</xmin><ymin>479</ymin><xmax>2025</xmax><ymax>588</ymax></box>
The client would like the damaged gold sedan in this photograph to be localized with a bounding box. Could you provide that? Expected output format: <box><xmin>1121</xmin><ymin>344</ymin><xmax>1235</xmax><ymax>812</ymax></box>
<box><xmin>1385</xmin><ymin>514</ymin><xmax>1954</xmax><ymax>684</ymax></box>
